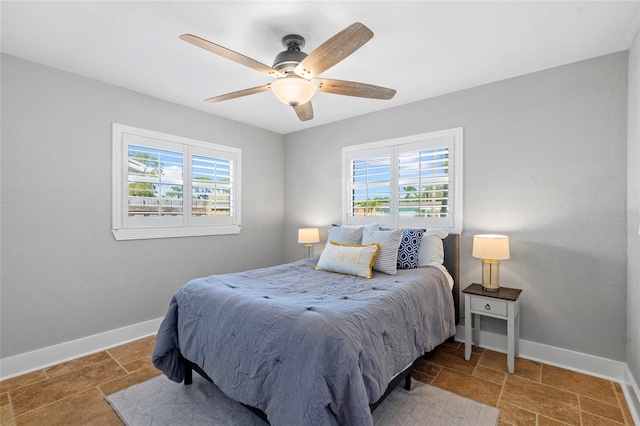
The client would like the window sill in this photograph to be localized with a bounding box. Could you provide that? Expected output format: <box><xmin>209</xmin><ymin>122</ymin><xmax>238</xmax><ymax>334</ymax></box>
<box><xmin>112</xmin><ymin>225</ymin><xmax>241</xmax><ymax>241</ymax></box>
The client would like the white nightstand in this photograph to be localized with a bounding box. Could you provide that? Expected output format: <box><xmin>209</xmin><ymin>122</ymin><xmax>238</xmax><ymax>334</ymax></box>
<box><xmin>462</xmin><ymin>283</ymin><xmax>522</xmax><ymax>374</ymax></box>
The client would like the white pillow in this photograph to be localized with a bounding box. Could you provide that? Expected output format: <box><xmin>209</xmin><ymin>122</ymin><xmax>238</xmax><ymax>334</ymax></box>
<box><xmin>327</xmin><ymin>226</ymin><xmax>364</xmax><ymax>245</ymax></box>
<box><xmin>315</xmin><ymin>242</ymin><xmax>380</xmax><ymax>279</ymax></box>
<box><xmin>361</xmin><ymin>222</ymin><xmax>381</xmax><ymax>232</ymax></box>
<box><xmin>418</xmin><ymin>229</ymin><xmax>448</xmax><ymax>267</ymax></box>
<box><xmin>362</xmin><ymin>229</ymin><xmax>403</xmax><ymax>275</ymax></box>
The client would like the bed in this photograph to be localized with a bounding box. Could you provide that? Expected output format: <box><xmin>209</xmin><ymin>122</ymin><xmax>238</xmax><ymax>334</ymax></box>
<box><xmin>153</xmin><ymin>231</ymin><xmax>459</xmax><ymax>426</ymax></box>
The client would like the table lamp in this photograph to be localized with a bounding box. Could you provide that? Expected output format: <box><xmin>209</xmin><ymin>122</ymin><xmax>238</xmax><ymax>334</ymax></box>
<box><xmin>472</xmin><ymin>234</ymin><xmax>510</xmax><ymax>291</ymax></box>
<box><xmin>298</xmin><ymin>228</ymin><xmax>320</xmax><ymax>258</ymax></box>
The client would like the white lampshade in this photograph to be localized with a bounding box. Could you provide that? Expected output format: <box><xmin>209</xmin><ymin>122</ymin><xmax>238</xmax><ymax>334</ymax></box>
<box><xmin>298</xmin><ymin>228</ymin><xmax>320</xmax><ymax>244</ymax></box>
<box><xmin>271</xmin><ymin>76</ymin><xmax>316</xmax><ymax>106</ymax></box>
<box><xmin>472</xmin><ymin>235</ymin><xmax>510</xmax><ymax>260</ymax></box>
<box><xmin>472</xmin><ymin>234</ymin><xmax>510</xmax><ymax>291</ymax></box>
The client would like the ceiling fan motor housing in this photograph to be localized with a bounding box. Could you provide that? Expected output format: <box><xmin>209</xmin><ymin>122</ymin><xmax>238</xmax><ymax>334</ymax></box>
<box><xmin>273</xmin><ymin>34</ymin><xmax>308</xmax><ymax>73</ymax></box>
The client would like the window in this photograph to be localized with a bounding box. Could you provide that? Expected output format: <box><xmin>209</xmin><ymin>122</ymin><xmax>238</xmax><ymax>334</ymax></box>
<box><xmin>112</xmin><ymin>124</ymin><xmax>241</xmax><ymax>240</ymax></box>
<box><xmin>343</xmin><ymin>128</ymin><xmax>463</xmax><ymax>231</ymax></box>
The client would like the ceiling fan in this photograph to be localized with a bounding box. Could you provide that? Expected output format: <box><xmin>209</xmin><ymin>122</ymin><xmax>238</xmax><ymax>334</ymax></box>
<box><xmin>180</xmin><ymin>22</ymin><xmax>396</xmax><ymax>122</ymax></box>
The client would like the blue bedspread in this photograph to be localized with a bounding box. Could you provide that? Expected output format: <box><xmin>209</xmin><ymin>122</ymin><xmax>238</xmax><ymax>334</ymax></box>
<box><xmin>152</xmin><ymin>257</ymin><xmax>455</xmax><ymax>426</ymax></box>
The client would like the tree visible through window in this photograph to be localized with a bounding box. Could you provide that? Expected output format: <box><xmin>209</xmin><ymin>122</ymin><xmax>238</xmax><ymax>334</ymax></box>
<box><xmin>127</xmin><ymin>145</ymin><xmax>184</xmax><ymax>218</ymax></box>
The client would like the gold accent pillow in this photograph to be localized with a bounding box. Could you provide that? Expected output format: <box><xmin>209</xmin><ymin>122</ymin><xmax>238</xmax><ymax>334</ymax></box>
<box><xmin>314</xmin><ymin>242</ymin><xmax>380</xmax><ymax>279</ymax></box>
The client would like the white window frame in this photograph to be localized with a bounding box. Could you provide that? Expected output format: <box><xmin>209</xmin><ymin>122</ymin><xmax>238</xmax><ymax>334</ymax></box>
<box><xmin>112</xmin><ymin>123</ymin><xmax>241</xmax><ymax>241</ymax></box>
<box><xmin>342</xmin><ymin>128</ymin><xmax>463</xmax><ymax>232</ymax></box>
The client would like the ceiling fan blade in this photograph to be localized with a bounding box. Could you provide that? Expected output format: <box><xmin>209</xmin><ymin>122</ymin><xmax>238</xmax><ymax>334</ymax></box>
<box><xmin>314</xmin><ymin>78</ymin><xmax>396</xmax><ymax>99</ymax></box>
<box><xmin>294</xmin><ymin>23</ymin><xmax>373</xmax><ymax>79</ymax></box>
<box><xmin>293</xmin><ymin>101</ymin><xmax>313</xmax><ymax>121</ymax></box>
<box><xmin>205</xmin><ymin>85</ymin><xmax>271</xmax><ymax>104</ymax></box>
<box><xmin>181</xmin><ymin>34</ymin><xmax>285</xmax><ymax>78</ymax></box>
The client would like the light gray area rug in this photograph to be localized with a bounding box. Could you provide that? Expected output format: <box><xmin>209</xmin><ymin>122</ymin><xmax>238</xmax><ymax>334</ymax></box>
<box><xmin>107</xmin><ymin>374</ymin><xmax>500</xmax><ymax>425</ymax></box>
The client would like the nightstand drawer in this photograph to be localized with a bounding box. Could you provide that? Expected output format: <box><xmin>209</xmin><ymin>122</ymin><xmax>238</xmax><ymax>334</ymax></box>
<box><xmin>470</xmin><ymin>297</ymin><xmax>508</xmax><ymax>317</ymax></box>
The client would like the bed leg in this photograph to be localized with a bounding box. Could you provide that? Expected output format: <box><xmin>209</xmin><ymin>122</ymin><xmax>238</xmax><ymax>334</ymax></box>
<box><xmin>404</xmin><ymin>372</ymin><xmax>412</xmax><ymax>391</ymax></box>
<box><xmin>184</xmin><ymin>367</ymin><xmax>192</xmax><ymax>385</ymax></box>
<box><xmin>182</xmin><ymin>358</ymin><xmax>193</xmax><ymax>385</ymax></box>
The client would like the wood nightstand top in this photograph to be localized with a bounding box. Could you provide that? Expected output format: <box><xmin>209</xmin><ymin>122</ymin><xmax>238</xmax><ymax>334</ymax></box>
<box><xmin>462</xmin><ymin>283</ymin><xmax>522</xmax><ymax>301</ymax></box>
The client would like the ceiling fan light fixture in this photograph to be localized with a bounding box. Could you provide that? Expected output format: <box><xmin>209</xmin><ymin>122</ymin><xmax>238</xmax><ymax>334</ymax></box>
<box><xmin>270</xmin><ymin>76</ymin><xmax>316</xmax><ymax>106</ymax></box>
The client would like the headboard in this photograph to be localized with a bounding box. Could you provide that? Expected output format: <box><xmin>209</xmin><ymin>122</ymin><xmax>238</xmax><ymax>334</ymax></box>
<box><xmin>442</xmin><ymin>233</ymin><xmax>460</xmax><ymax>325</ymax></box>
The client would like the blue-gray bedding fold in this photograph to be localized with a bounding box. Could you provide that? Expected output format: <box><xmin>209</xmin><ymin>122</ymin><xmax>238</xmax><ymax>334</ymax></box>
<box><xmin>152</xmin><ymin>257</ymin><xmax>455</xmax><ymax>426</ymax></box>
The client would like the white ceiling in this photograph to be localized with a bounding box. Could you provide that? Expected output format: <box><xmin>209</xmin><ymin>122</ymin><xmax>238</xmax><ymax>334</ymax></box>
<box><xmin>2</xmin><ymin>1</ymin><xmax>639</xmax><ymax>135</ymax></box>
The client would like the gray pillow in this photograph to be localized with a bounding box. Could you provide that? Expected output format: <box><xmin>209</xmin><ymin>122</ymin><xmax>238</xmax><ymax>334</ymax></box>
<box><xmin>361</xmin><ymin>229</ymin><xmax>403</xmax><ymax>275</ymax></box>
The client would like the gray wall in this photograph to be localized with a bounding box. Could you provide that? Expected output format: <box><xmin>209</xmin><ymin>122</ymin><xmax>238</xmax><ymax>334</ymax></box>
<box><xmin>283</xmin><ymin>52</ymin><xmax>629</xmax><ymax>361</ymax></box>
<box><xmin>1</xmin><ymin>50</ymin><xmax>632</xmax><ymax>366</ymax></box>
<box><xmin>627</xmin><ymin>30</ymin><xmax>640</xmax><ymax>385</ymax></box>
<box><xmin>0</xmin><ymin>54</ymin><xmax>285</xmax><ymax>358</ymax></box>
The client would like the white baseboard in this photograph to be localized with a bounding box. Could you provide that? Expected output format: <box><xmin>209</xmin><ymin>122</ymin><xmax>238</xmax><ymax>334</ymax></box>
<box><xmin>0</xmin><ymin>317</ymin><xmax>163</xmax><ymax>381</ymax></box>
<box><xmin>623</xmin><ymin>364</ymin><xmax>640</xmax><ymax>426</ymax></box>
<box><xmin>455</xmin><ymin>325</ymin><xmax>627</xmax><ymax>381</ymax></box>
<box><xmin>455</xmin><ymin>324</ymin><xmax>640</xmax><ymax>424</ymax></box>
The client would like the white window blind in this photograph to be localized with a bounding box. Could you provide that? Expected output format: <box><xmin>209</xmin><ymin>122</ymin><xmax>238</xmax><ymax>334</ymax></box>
<box><xmin>113</xmin><ymin>124</ymin><xmax>241</xmax><ymax>240</ymax></box>
<box><xmin>398</xmin><ymin>145</ymin><xmax>449</xmax><ymax>220</ymax></box>
<box><xmin>351</xmin><ymin>153</ymin><xmax>391</xmax><ymax>218</ymax></box>
<box><xmin>127</xmin><ymin>144</ymin><xmax>184</xmax><ymax>220</ymax></box>
<box><xmin>191</xmin><ymin>154</ymin><xmax>233</xmax><ymax>219</ymax></box>
<box><xmin>343</xmin><ymin>128</ymin><xmax>463</xmax><ymax>231</ymax></box>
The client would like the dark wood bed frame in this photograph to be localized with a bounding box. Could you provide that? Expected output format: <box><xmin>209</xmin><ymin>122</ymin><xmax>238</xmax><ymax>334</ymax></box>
<box><xmin>182</xmin><ymin>233</ymin><xmax>460</xmax><ymax>424</ymax></box>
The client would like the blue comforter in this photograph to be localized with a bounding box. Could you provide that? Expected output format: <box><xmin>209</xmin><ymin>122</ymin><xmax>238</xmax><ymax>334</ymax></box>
<box><xmin>152</xmin><ymin>257</ymin><xmax>455</xmax><ymax>426</ymax></box>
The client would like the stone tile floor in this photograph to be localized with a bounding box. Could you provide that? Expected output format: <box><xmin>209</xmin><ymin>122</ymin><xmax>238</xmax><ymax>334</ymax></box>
<box><xmin>0</xmin><ymin>336</ymin><xmax>634</xmax><ymax>425</ymax></box>
<box><xmin>414</xmin><ymin>341</ymin><xmax>635</xmax><ymax>425</ymax></box>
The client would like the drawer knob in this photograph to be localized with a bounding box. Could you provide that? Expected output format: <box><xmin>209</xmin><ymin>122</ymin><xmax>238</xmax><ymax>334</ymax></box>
<box><xmin>485</xmin><ymin>304</ymin><xmax>491</xmax><ymax>310</ymax></box>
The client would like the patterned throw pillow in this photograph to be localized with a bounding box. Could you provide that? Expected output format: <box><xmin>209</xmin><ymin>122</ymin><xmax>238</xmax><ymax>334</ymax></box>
<box><xmin>380</xmin><ymin>228</ymin><xmax>425</xmax><ymax>269</ymax></box>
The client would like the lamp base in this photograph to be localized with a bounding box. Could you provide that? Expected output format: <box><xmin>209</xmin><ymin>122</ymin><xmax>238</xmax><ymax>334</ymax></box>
<box><xmin>482</xmin><ymin>283</ymin><xmax>500</xmax><ymax>292</ymax></box>
<box><xmin>481</xmin><ymin>259</ymin><xmax>501</xmax><ymax>291</ymax></box>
